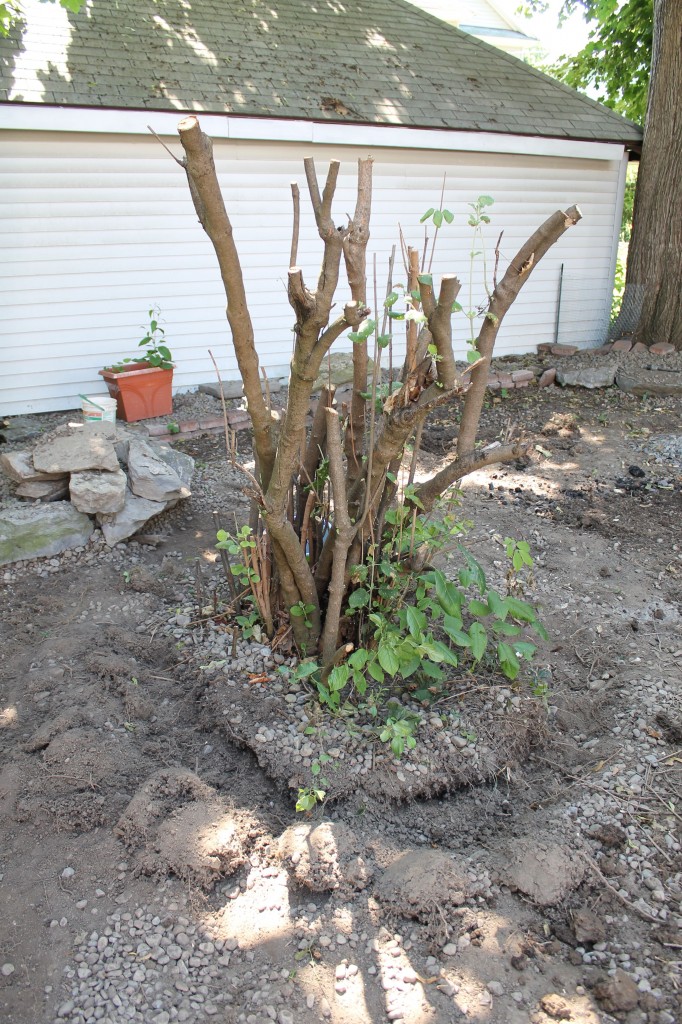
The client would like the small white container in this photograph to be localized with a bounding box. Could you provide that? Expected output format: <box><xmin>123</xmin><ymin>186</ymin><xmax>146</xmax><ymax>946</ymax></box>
<box><xmin>81</xmin><ymin>394</ymin><xmax>118</xmax><ymax>423</ymax></box>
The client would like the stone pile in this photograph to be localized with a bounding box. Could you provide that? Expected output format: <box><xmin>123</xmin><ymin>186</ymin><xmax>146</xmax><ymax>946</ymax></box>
<box><xmin>0</xmin><ymin>421</ymin><xmax>194</xmax><ymax>565</ymax></box>
<box><xmin>487</xmin><ymin>338</ymin><xmax>682</xmax><ymax>394</ymax></box>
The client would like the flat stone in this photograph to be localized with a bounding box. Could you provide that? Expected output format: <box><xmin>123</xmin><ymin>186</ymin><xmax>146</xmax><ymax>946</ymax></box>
<box><xmin>611</xmin><ymin>338</ymin><xmax>633</xmax><ymax>352</ymax></box>
<box><xmin>649</xmin><ymin>342</ymin><xmax>675</xmax><ymax>355</ymax></box>
<box><xmin>511</xmin><ymin>369</ymin><xmax>534</xmax><ymax>383</ymax></box>
<box><xmin>502</xmin><ymin>835</ymin><xmax>584</xmax><ymax>907</ymax></box>
<box><xmin>550</xmin><ymin>344</ymin><xmax>578</xmax><ymax>356</ymax></box>
<box><xmin>150</xmin><ymin>441</ymin><xmax>194</xmax><ymax>495</ymax></box>
<box><xmin>536</xmin><ymin>343</ymin><xmax>553</xmax><ymax>354</ymax></box>
<box><xmin>556</xmin><ymin>364</ymin><xmax>616</xmax><ymax>389</ymax></box>
<box><xmin>616</xmin><ymin>367</ymin><xmax>682</xmax><ymax>396</ymax></box>
<box><xmin>199</xmin><ymin>378</ymin><xmax>281</xmax><ymax>400</ymax></box>
<box><xmin>70</xmin><ymin>467</ymin><xmax>127</xmax><ymax>514</ymax></box>
<box><xmin>15</xmin><ymin>478</ymin><xmax>69</xmax><ymax>502</ymax></box>
<box><xmin>538</xmin><ymin>368</ymin><xmax>557</xmax><ymax>388</ymax></box>
<box><xmin>97</xmin><ymin>488</ymin><xmax>169</xmax><ymax>546</ymax></box>
<box><xmin>0</xmin><ymin>502</ymin><xmax>94</xmax><ymax>565</ymax></box>
<box><xmin>0</xmin><ymin>416</ymin><xmax>45</xmax><ymax>443</ymax></box>
<box><xmin>0</xmin><ymin>450</ymin><xmax>67</xmax><ymax>483</ymax></box>
<box><xmin>630</xmin><ymin>341</ymin><xmax>649</xmax><ymax>354</ymax></box>
<box><xmin>127</xmin><ymin>439</ymin><xmax>190</xmax><ymax>502</ymax></box>
<box><xmin>312</xmin><ymin>352</ymin><xmax>374</xmax><ymax>392</ymax></box>
<box><xmin>32</xmin><ymin>423</ymin><xmax>119</xmax><ymax>474</ymax></box>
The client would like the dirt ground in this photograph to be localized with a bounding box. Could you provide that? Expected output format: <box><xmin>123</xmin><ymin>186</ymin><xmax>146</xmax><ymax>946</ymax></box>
<box><xmin>1</xmin><ymin>377</ymin><xmax>680</xmax><ymax>1024</ymax></box>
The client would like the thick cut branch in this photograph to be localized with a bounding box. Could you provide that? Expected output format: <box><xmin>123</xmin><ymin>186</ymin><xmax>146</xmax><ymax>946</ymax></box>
<box><xmin>320</xmin><ymin>409</ymin><xmax>357</xmax><ymax>666</ymax></box>
<box><xmin>428</xmin><ymin>275</ymin><xmax>461</xmax><ymax>390</ymax></box>
<box><xmin>304</xmin><ymin>158</ymin><xmax>347</xmax><ymax>321</ymax></box>
<box><xmin>342</xmin><ymin>158</ymin><xmax>373</xmax><ymax>489</ymax></box>
<box><xmin>405</xmin><ymin>247</ymin><xmax>420</xmax><ymax>373</ymax></box>
<box><xmin>289</xmin><ymin>182</ymin><xmax>300</xmax><ymax>268</ymax></box>
<box><xmin>415</xmin><ymin>441</ymin><xmax>533</xmax><ymax>512</ymax></box>
<box><xmin>177</xmin><ymin>116</ymin><xmax>275</xmax><ymax>487</ymax></box>
<box><xmin>457</xmin><ymin>205</ymin><xmax>581</xmax><ymax>458</ymax></box>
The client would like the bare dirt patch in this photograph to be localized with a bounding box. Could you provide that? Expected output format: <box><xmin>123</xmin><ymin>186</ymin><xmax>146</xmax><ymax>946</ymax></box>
<box><xmin>1</xmin><ymin>372</ymin><xmax>680</xmax><ymax>1024</ymax></box>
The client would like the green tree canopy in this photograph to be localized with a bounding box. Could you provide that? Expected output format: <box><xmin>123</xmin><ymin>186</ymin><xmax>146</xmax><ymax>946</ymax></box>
<box><xmin>526</xmin><ymin>0</ymin><xmax>653</xmax><ymax>124</ymax></box>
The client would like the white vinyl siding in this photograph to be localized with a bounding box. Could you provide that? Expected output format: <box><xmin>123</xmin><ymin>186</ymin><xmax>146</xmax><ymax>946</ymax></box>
<box><xmin>0</xmin><ymin>131</ymin><xmax>624</xmax><ymax>415</ymax></box>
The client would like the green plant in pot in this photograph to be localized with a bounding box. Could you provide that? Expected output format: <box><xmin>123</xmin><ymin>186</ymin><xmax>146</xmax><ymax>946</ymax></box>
<box><xmin>100</xmin><ymin>308</ymin><xmax>175</xmax><ymax>422</ymax></box>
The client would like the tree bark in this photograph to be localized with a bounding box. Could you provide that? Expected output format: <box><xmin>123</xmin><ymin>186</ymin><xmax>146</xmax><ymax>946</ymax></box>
<box><xmin>622</xmin><ymin>0</ymin><xmax>682</xmax><ymax>348</ymax></box>
<box><xmin>177</xmin><ymin>117</ymin><xmax>276</xmax><ymax>485</ymax></box>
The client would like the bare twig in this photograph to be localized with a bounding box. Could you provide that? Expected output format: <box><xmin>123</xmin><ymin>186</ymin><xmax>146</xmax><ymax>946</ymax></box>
<box><xmin>289</xmin><ymin>181</ymin><xmax>300</xmax><ymax>268</ymax></box>
<box><xmin>579</xmin><ymin>851</ymin><xmax>661</xmax><ymax>924</ymax></box>
<box><xmin>147</xmin><ymin>125</ymin><xmax>184</xmax><ymax>166</ymax></box>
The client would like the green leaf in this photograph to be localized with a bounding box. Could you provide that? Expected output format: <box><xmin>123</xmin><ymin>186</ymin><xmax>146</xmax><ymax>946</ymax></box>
<box><xmin>348</xmin><ymin>587</ymin><xmax>369</xmax><ymax>610</ymax></box>
<box><xmin>368</xmin><ymin>660</ymin><xmax>385</xmax><ymax>684</ymax></box>
<box><xmin>478</xmin><ymin>195</ymin><xmax>494</xmax><ymax>207</ymax></box>
<box><xmin>532</xmin><ymin>620</ymin><xmax>550</xmax><ymax>642</ymax></box>
<box><xmin>391</xmin><ymin>737</ymin><xmax>405</xmax><ymax>758</ymax></box>
<box><xmin>491</xmin><ymin>620</ymin><xmax>522</xmax><ymax>637</ymax></box>
<box><xmin>457</xmin><ymin>544</ymin><xmax>487</xmax><ymax>593</ymax></box>
<box><xmin>452</xmin><ymin>301</ymin><xmax>463</xmax><ymax>312</ymax></box>
<box><xmin>420</xmin><ymin>208</ymin><xmax>435</xmax><ymax>223</ymax></box>
<box><xmin>311</xmin><ymin>761</ymin><xmax>321</xmax><ymax>776</ymax></box>
<box><xmin>417</xmin><ymin>273</ymin><xmax>433</xmax><ymax>286</ymax></box>
<box><xmin>295</xmin><ymin>661</ymin><xmax>320</xmax><ymax>679</ymax></box>
<box><xmin>497</xmin><ymin>641</ymin><xmax>520</xmax><ymax>680</ymax></box>
<box><xmin>442</xmin><ymin>209</ymin><xmax>454</xmax><ymax>224</ymax></box>
<box><xmin>378</xmin><ymin>644</ymin><xmax>400</xmax><ymax>676</ymax></box>
<box><xmin>443</xmin><ymin>615</ymin><xmax>470</xmax><ymax>647</ymax></box>
<box><xmin>467</xmin><ymin>599</ymin><xmax>489</xmax><ymax>617</ymax></box>
<box><xmin>327</xmin><ymin>665</ymin><xmax>350</xmax><ymax>692</ymax></box>
<box><xmin>377</xmin><ymin>334</ymin><xmax>391</xmax><ymax>349</ymax></box>
<box><xmin>419</xmin><ymin>639</ymin><xmax>446</xmax><ymax>664</ymax></box>
<box><xmin>432</xmin><ymin>210</ymin><xmax>443</xmax><ymax>228</ymax></box>
<box><xmin>506</xmin><ymin>596</ymin><xmax>538</xmax><ymax>624</ymax></box>
<box><xmin>387</xmin><ymin>310</ymin><xmax>405</xmax><ymax>321</ymax></box>
<box><xmin>296</xmin><ymin>791</ymin><xmax>315</xmax><ymax>812</ymax></box>
<box><xmin>468</xmin><ymin>622</ymin><xmax>487</xmax><ymax>662</ymax></box>
<box><xmin>348</xmin><ymin>648</ymin><xmax>369</xmax><ymax>669</ymax></box>
<box><xmin>434</xmin><ymin>570</ymin><xmax>462</xmax><ymax>617</ymax></box>
<box><xmin>487</xmin><ymin>590</ymin><xmax>510</xmax><ymax>620</ymax></box>
<box><xmin>348</xmin><ymin>332</ymin><xmax>363</xmax><ymax>343</ymax></box>
<box><xmin>406</xmin><ymin>606</ymin><xmax>427</xmax><ymax>639</ymax></box>
<box><xmin>407</xmin><ymin>652</ymin><xmax>427</xmax><ymax>676</ymax></box>
<box><xmin>513</xmin><ymin>641</ymin><xmax>537</xmax><ymax>660</ymax></box>
<box><xmin>384</xmin><ymin>291</ymin><xmax>400</xmax><ymax>308</ymax></box>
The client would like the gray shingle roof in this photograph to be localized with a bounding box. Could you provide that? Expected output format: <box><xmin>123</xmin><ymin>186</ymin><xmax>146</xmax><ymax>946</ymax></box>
<box><xmin>0</xmin><ymin>0</ymin><xmax>642</xmax><ymax>145</ymax></box>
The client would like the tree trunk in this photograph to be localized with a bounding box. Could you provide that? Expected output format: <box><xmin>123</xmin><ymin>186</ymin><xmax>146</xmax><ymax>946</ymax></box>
<box><xmin>622</xmin><ymin>0</ymin><xmax>682</xmax><ymax>348</ymax></box>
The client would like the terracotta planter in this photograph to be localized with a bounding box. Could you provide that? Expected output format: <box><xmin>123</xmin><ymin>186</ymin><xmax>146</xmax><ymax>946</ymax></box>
<box><xmin>99</xmin><ymin>362</ymin><xmax>174</xmax><ymax>422</ymax></box>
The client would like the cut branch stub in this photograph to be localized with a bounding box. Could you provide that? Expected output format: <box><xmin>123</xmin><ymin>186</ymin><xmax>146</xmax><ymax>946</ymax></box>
<box><xmin>456</xmin><ymin>205</ymin><xmax>582</xmax><ymax>459</ymax></box>
<box><xmin>342</xmin><ymin>157</ymin><xmax>373</xmax><ymax>493</ymax></box>
<box><xmin>177</xmin><ymin>115</ymin><xmax>275</xmax><ymax>488</ymax></box>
